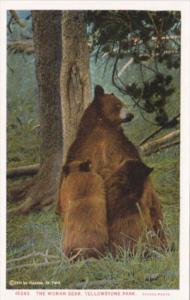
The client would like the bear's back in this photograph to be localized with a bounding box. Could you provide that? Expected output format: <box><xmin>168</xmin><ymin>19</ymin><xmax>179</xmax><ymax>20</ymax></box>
<box><xmin>67</xmin><ymin>123</ymin><xmax>140</xmax><ymax>179</ymax></box>
<box><xmin>62</xmin><ymin>170</ymin><xmax>108</xmax><ymax>258</ymax></box>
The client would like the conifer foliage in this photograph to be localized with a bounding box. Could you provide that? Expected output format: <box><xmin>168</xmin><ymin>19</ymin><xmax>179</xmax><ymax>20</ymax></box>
<box><xmin>86</xmin><ymin>11</ymin><xmax>180</xmax><ymax>126</ymax></box>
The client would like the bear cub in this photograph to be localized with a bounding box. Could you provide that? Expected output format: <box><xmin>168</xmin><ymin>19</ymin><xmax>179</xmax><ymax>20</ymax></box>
<box><xmin>59</xmin><ymin>160</ymin><xmax>108</xmax><ymax>260</ymax></box>
<box><xmin>106</xmin><ymin>159</ymin><xmax>159</xmax><ymax>253</ymax></box>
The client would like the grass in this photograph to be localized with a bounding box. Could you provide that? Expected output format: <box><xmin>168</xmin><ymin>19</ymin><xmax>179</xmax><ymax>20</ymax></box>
<box><xmin>7</xmin><ymin>213</ymin><xmax>178</xmax><ymax>289</ymax></box>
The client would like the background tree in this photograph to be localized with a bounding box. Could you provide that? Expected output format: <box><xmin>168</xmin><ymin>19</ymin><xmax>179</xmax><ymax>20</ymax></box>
<box><xmin>9</xmin><ymin>10</ymin><xmax>91</xmax><ymax>213</ymax></box>
<box><xmin>9</xmin><ymin>11</ymin><xmax>63</xmax><ymax>213</ymax></box>
<box><xmin>60</xmin><ymin>11</ymin><xmax>91</xmax><ymax>162</ymax></box>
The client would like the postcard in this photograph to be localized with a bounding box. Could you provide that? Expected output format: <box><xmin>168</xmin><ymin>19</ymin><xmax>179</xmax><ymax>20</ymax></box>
<box><xmin>0</xmin><ymin>1</ymin><xmax>189</xmax><ymax>300</ymax></box>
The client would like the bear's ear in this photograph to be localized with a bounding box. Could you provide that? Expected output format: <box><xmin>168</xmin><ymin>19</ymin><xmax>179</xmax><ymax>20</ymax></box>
<box><xmin>62</xmin><ymin>165</ymin><xmax>70</xmax><ymax>177</ymax></box>
<box><xmin>125</xmin><ymin>160</ymin><xmax>153</xmax><ymax>184</ymax></box>
<box><xmin>79</xmin><ymin>159</ymin><xmax>91</xmax><ymax>172</ymax></box>
<box><xmin>94</xmin><ymin>85</ymin><xmax>104</xmax><ymax>99</ymax></box>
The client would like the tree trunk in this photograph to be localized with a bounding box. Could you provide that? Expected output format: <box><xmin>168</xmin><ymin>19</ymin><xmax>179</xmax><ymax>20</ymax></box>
<box><xmin>60</xmin><ymin>11</ymin><xmax>91</xmax><ymax>162</ymax></box>
<box><xmin>9</xmin><ymin>11</ymin><xmax>63</xmax><ymax>214</ymax></box>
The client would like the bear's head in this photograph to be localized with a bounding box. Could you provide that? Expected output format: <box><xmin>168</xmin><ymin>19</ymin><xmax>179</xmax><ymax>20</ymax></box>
<box><xmin>121</xmin><ymin>159</ymin><xmax>153</xmax><ymax>203</ymax></box>
<box><xmin>125</xmin><ymin>160</ymin><xmax>153</xmax><ymax>187</ymax></box>
<box><xmin>62</xmin><ymin>159</ymin><xmax>92</xmax><ymax>177</ymax></box>
<box><xmin>107</xmin><ymin>159</ymin><xmax>153</xmax><ymax>219</ymax></box>
<box><xmin>94</xmin><ymin>85</ymin><xmax>134</xmax><ymax>125</ymax></box>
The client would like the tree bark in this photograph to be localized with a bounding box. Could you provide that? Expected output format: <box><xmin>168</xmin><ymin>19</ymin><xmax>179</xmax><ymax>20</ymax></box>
<box><xmin>8</xmin><ymin>11</ymin><xmax>63</xmax><ymax>214</ymax></box>
<box><xmin>60</xmin><ymin>11</ymin><xmax>91</xmax><ymax>163</ymax></box>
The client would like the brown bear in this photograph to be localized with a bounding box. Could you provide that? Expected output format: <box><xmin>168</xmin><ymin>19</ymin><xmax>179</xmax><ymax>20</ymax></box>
<box><xmin>59</xmin><ymin>160</ymin><xmax>108</xmax><ymax>260</ymax></box>
<box><xmin>66</xmin><ymin>85</ymin><xmax>139</xmax><ymax>176</ymax></box>
<box><xmin>105</xmin><ymin>159</ymin><xmax>166</xmax><ymax>254</ymax></box>
<box><xmin>64</xmin><ymin>85</ymin><xmax>167</xmax><ymax>253</ymax></box>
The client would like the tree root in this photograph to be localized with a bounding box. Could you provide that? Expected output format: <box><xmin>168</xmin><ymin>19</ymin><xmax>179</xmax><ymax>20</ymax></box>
<box><xmin>8</xmin><ymin>180</ymin><xmax>34</xmax><ymax>203</ymax></box>
<box><xmin>8</xmin><ymin>154</ymin><xmax>62</xmax><ymax>215</ymax></box>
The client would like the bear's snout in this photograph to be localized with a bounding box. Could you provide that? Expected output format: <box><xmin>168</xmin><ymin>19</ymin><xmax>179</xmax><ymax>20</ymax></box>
<box><xmin>119</xmin><ymin>107</ymin><xmax>134</xmax><ymax>123</ymax></box>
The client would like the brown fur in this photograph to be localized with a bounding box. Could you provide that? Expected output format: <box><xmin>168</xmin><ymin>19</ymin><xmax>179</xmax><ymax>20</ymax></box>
<box><xmin>66</xmin><ymin>88</ymin><xmax>139</xmax><ymax>176</ymax></box>
<box><xmin>64</xmin><ymin>86</ymin><xmax>167</xmax><ymax>254</ymax></box>
<box><xmin>106</xmin><ymin>160</ymin><xmax>166</xmax><ymax>254</ymax></box>
<box><xmin>59</xmin><ymin>160</ymin><xmax>108</xmax><ymax>259</ymax></box>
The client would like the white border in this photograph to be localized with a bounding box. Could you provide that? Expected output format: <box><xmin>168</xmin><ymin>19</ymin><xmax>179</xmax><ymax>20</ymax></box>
<box><xmin>0</xmin><ymin>1</ymin><xmax>189</xmax><ymax>300</ymax></box>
